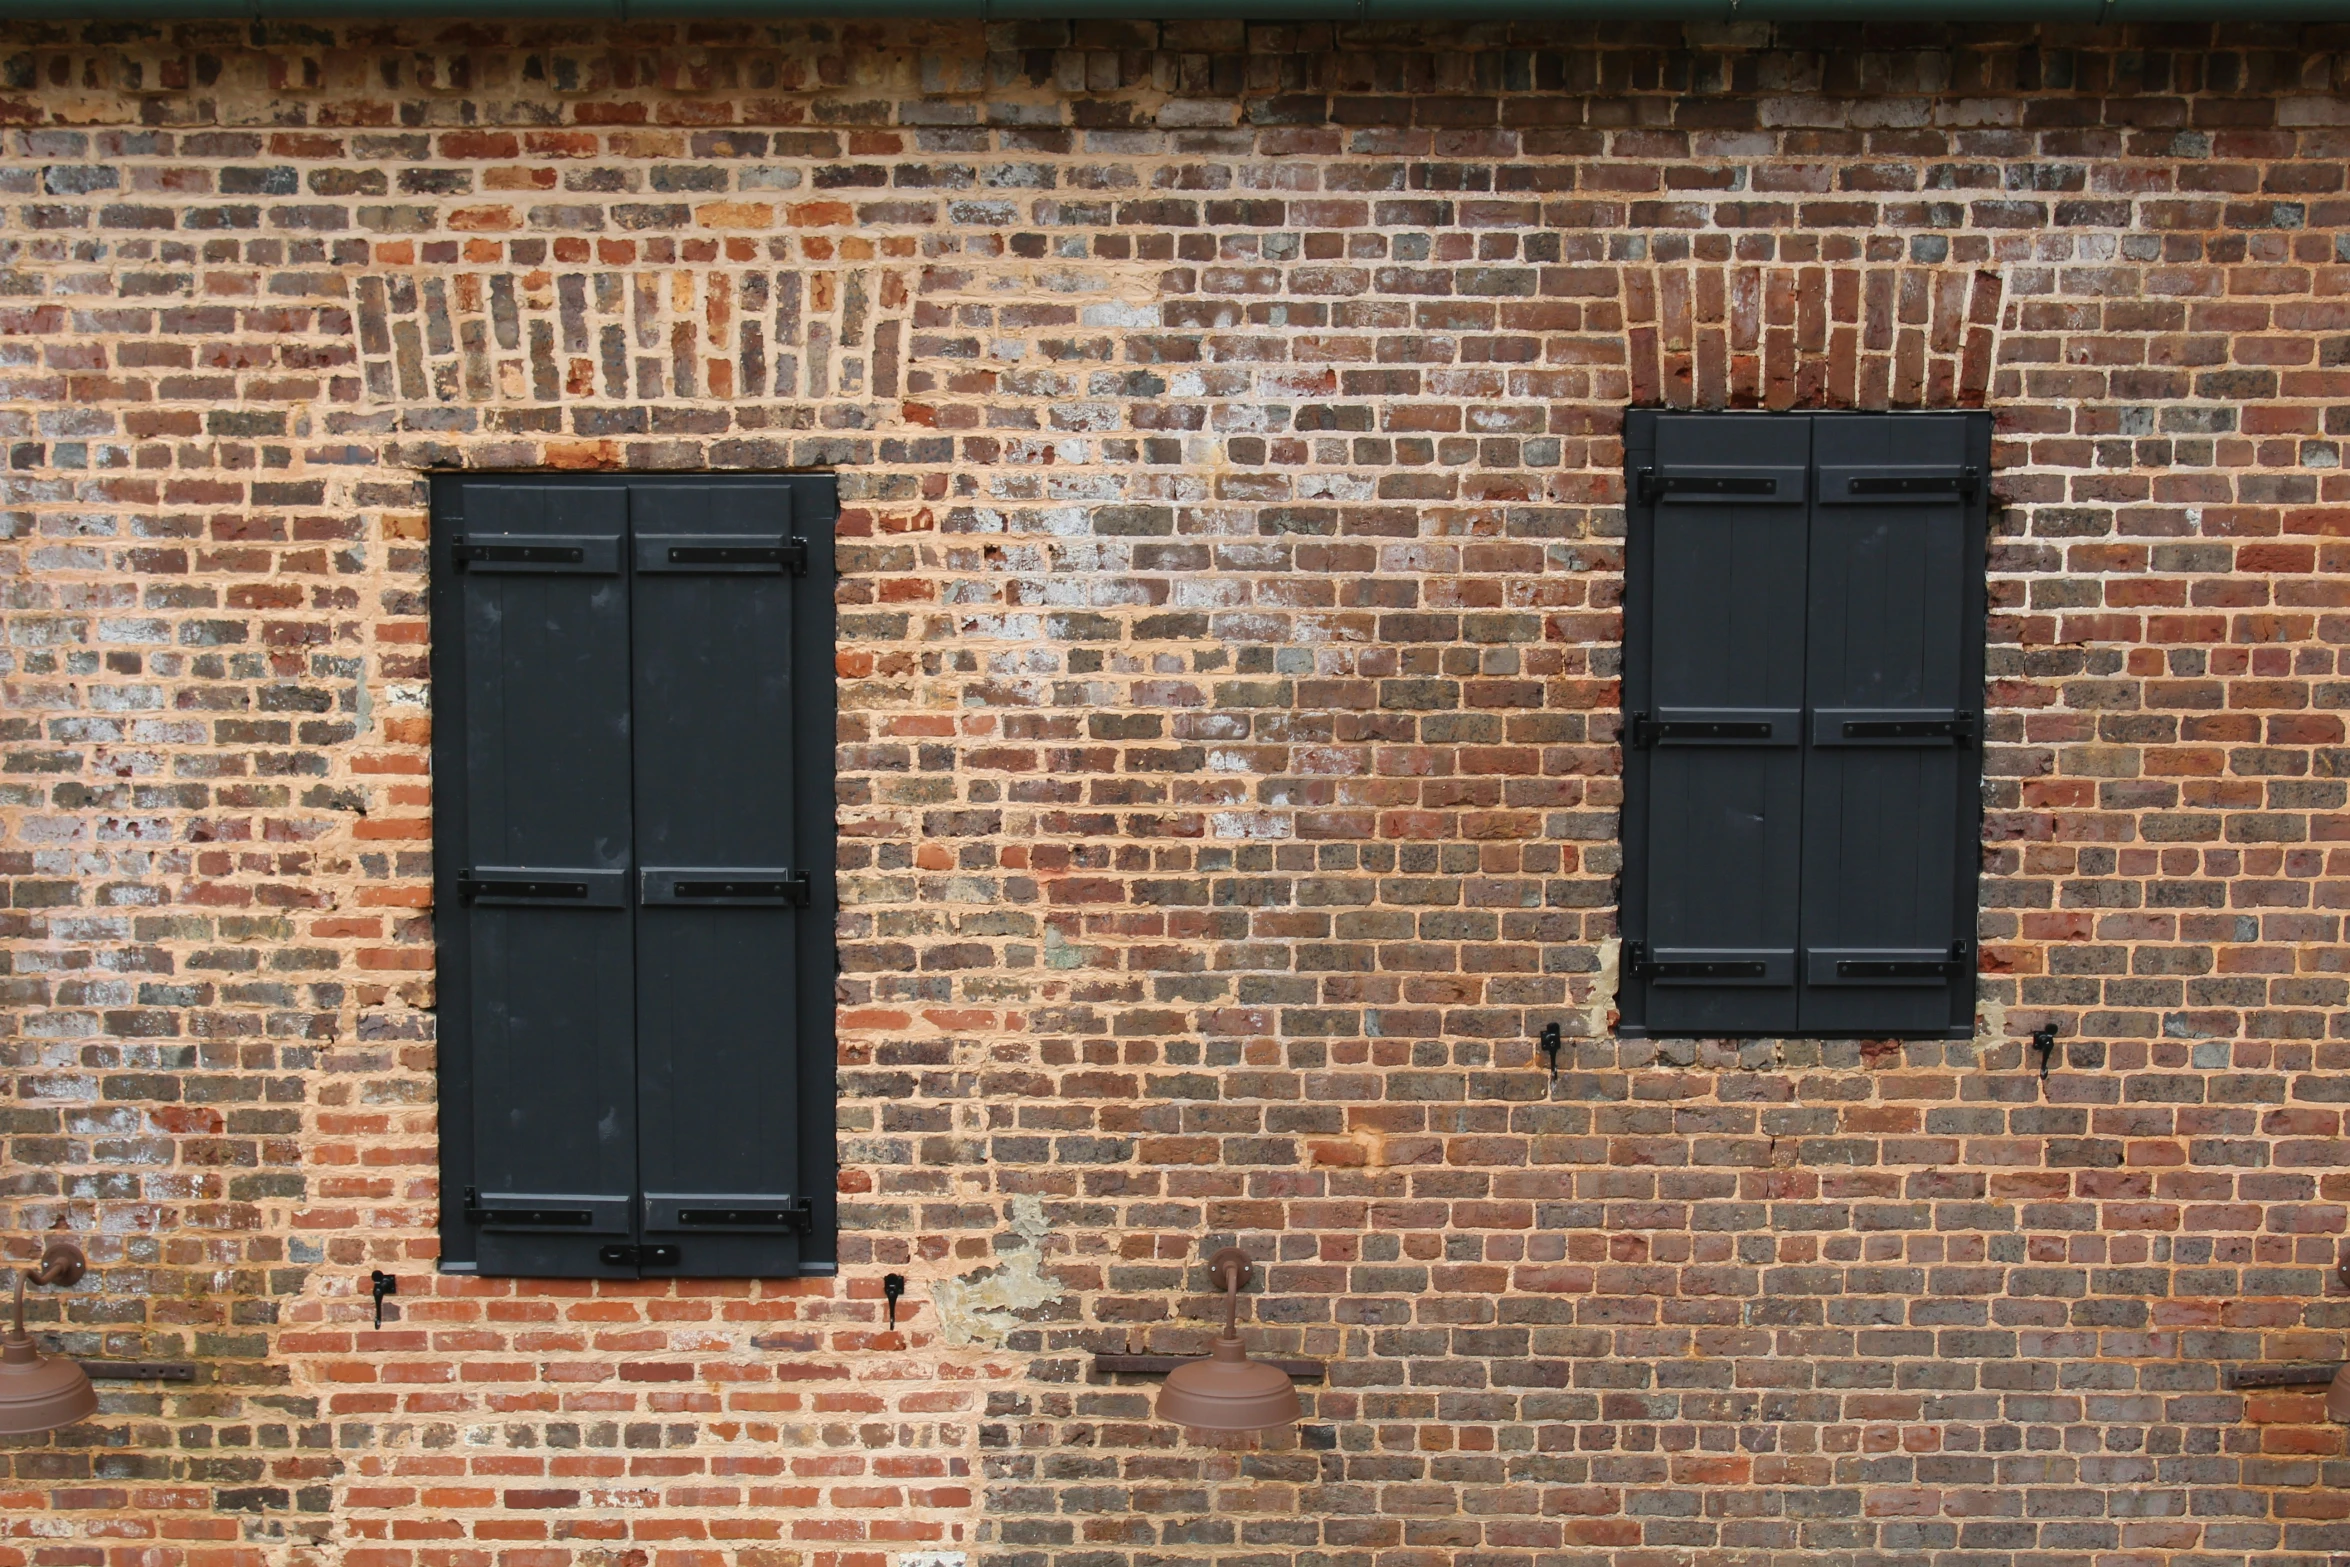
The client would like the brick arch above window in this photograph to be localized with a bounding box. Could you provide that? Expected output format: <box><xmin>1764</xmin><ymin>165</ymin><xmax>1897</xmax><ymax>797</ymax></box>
<box><xmin>1625</xmin><ymin>260</ymin><xmax>2006</xmax><ymax>412</ymax></box>
<box><xmin>351</xmin><ymin>254</ymin><xmax>912</xmax><ymax>419</ymax></box>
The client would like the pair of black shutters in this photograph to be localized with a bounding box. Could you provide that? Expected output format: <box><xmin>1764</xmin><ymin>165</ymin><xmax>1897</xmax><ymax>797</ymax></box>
<box><xmin>1620</xmin><ymin>412</ymin><xmax>1989</xmax><ymax>1039</ymax></box>
<box><xmin>431</xmin><ymin>475</ymin><xmax>836</xmax><ymax>1278</ymax></box>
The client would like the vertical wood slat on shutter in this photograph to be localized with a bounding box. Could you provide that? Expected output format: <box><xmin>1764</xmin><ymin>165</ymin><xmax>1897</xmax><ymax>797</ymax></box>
<box><xmin>435</xmin><ymin>478</ymin><xmax>639</xmax><ymax>1278</ymax></box>
<box><xmin>628</xmin><ymin>479</ymin><xmax>809</xmax><ymax>1277</ymax></box>
<box><xmin>1622</xmin><ymin>413</ymin><xmax>1811</xmax><ymax>1037</ymax></box>
<box><xmin>1799</xmin><ymin>414</ymin><xmax>1987</xmax><ymax>1036</ymax></box>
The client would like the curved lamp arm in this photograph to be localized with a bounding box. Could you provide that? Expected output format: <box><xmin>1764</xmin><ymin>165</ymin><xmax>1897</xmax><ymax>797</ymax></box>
<box><xmin>1208</xmin><ymin>1246</ymin><xmax>1252</xmax><ymax>1342</ymax></box>
<box><xmin>11</xmin><ymin>1241</ymin><xmax>86</xmax><ymax>1339</ymax></box>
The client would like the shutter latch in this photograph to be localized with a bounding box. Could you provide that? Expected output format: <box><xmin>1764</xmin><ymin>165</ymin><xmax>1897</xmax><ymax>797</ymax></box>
<box><xmin>598</xmin><ymin>1244</ymin><xmax>682</xmax><ymax>1268</ymax></box>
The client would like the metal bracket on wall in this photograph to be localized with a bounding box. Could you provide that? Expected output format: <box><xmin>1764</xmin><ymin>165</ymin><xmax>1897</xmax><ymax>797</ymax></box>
<box><xmin>1094</xmin><ymin>1353</ymin><xmax>1327</xmax><ymax>1380</ymax></box>
<box><xmin>2224</xmin><ymin>1362</ymin><xmax>2344</xmax><ymax>1390</ymax></box>
<box><xmin>81</xmin><ymin>1362</ymin><xmax>197</xmax><ymax>1382</ymax></box>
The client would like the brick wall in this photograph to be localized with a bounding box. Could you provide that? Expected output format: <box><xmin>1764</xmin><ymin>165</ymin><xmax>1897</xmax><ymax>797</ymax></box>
<box><xmin>3</xmin><ymin>16</ymin><xmax>2349</xmax><ymax>1567</ymax></box>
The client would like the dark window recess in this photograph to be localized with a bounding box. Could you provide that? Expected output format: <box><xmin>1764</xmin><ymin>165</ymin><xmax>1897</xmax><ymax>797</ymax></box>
<box><xmin>1620</xmin><ymin>412</ymin><xmax>1989</xmax><ymax>1039</ymax></box>
<box><xmin>431</xmin><ymin>475</ymin><xmax>838</xmax><ymax>1279</ymax></box>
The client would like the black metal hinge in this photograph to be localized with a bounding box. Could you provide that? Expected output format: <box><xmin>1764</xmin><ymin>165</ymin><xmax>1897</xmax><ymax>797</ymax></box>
<box><xmin>450</xmin><ymin>535</ymin><xmax>587</xmax><ymax>568</ymax></box>
<box><xmin>1844</xmin><ymin>466</ymin><xmax>1982</xmax><ymax>500</ymax></box>
<box><xmin>668</xmin><ymin>871</ymin><xmax>811</xmax><ymax>906</ymax></box>
<box><xmin>673</xmin><ymin>1198</ymin><xmax>815</xmax><ymax>1233</ymax></box>
<box><xmin>599</xmin><ymin>1244</ymin><xmax>682</xmax><ymax>1268</ymax></box>
<box><xmin>458</xmin><ymin>872</ymin><xmax>590</xmax><ymax>903</ymax></box>
<box><xmin>1635</xmin><ymin>468</ymin><xmax>1781</xmax><ymax>505</ymax></box>
<box><xmin>462</xmin><ymin>1186</ymin><xmax>594</xmax><ymax>1227</ymax></box>
<box><xmin>1653</xmin><ymin>957</ymin><xmax>1769</xmax><ymax>980</ymax></box>
<box><xmin>661</xmin><ymin>537</ymin><xmax>808</xmax><ymax>573</ymax></box>
<box><xmin>1834</xmin><ymin>942</ymin><xmax>1972</xmax><ymax>981</ymax></box>
<box><xmin>1629</xmin><ymin>712</ymin><xmax>1778</xmax><ymax>748</ymax></box>
<box><xmin>1841</xmin><ymin>712</ymin><xmax>1976</xmax><ymax>745</ymax></box>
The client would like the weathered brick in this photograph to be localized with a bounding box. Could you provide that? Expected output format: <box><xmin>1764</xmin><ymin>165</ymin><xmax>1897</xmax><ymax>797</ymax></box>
<box><xmin>0</xmin><ymin>16</ymin><xmax>2347</xmax><ymax>1567</ymax></box>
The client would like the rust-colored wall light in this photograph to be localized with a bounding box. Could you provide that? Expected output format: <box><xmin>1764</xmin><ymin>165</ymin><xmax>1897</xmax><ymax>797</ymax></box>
<box><xmin>0</xmin><ymin>1238</ymin><xmax>97</xmax><ymax>1436</ymax></box>
<box><xmin>2332</xmin><ymin>1256</ymin><xmax>2350</xmax><ymax>1422</ymax></box>
<box><xmin>1156</xmin><ymin>1246</ymin><xmax>1300</xmax><ymax>1433</ymax></box>
<box><xmin>2327</xmin><ymin>1362</ymin><xmax>2350</xmax><ymax>1422</ymax></box>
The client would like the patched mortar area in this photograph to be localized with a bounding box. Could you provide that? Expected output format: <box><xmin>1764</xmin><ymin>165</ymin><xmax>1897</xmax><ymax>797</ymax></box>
<box><xmin>929</xmin><ymin>1195</ymin><xmax>1067</xmax><ymax>1348</ymax></box>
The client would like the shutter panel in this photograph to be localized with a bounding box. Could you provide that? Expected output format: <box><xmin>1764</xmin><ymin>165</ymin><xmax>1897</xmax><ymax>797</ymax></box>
<box><xmin>1623</xmin><ymin>414</ymin><xmax>1811</xmax><ymax>1036</ymax></box>
<box><xmin>442</xmin><ymin>480</ymin><xmax>638</xmax><ymax>1278</ymax></box>
<box><xmin>628</xmin><ymin>480</ymin><xmax>810</xmax><ymax>1276</ymax></box>
<box><xmin>1798</xmin><ymin>415</ymin><xmax>1986</xmax><ymax>1035</ymax></box>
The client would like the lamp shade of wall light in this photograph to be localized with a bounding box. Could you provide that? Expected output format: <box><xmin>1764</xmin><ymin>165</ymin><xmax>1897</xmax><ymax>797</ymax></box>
<box><xmin>1156</xmin><ymin>1246</ymin><xmax>1300</xmax><ymax>1433</ymax></box>
<box><xmin>0</xmin><ymin>1239</ymin><xmax>97</xmax><ymax>1437</ymax></box>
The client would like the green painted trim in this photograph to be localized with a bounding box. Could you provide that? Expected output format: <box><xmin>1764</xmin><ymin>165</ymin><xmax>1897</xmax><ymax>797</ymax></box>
<box><xmin>5</xmin><ymin>0</ymin><xmax>2344</xmax><ymax>19</ymax></box>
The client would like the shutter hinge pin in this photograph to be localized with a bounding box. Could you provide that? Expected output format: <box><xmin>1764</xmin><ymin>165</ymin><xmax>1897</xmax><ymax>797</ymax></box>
<box><xmin>782</xmin><ymin>536</ymin><xmax>809</xmax><ymax>576</ymax></box>
<box><xmin>1625</xmin><ymin>940</ymin><xmax>1653</xmax><ymax>979</ymax></box>
<box><xmin>1627</xmin><ymin>712</ymin><xmax>1653</xmax><ymax>749</ymax></box>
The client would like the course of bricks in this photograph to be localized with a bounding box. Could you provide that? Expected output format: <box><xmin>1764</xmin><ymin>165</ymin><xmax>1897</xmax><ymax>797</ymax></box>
<box><xmin>3</xmin><ymin>15</ymin><xmax>2350</xmax><ymax>1567</ymax></box>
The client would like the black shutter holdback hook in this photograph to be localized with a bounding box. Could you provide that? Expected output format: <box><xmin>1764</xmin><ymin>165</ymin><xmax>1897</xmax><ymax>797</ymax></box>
<box><xmin>1539</xmin><ymin>1022</ymin><xmax>1562</xmax><ymax>1082</ymax></box>
<box><xmin>370</xmin><ymin>1270</ymin><xmax>398</xmax><ymax>1330</ymax></box>
<box><xmin>883</xmin><ymin>1274</ymin><xmax>906</xmax><ymax>1331</ymax></box>
<box><xmin>2032</xmin><ymin>1025</ymin><xmax>2059</xmax><ymax>1096</ymax></box>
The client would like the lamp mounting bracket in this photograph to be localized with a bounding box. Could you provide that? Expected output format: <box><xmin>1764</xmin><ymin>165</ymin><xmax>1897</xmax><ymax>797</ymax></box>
<box><xmin>32</xmin><ymin>1241</ymin><xmax>84</xmax><ymax>1289</ymax></box>
<box><xmin>1206</xmin><ymin>1247</ymin><xmax>1253</xmax><ymax>1291</ymax></box>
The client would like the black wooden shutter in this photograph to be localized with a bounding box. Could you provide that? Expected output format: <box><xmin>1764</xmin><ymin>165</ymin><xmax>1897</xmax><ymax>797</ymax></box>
<box><xmin>436</xmin><ymin>475</ymin><xmax>837</xmax><ymax>1279</ymax></box>
<box><xmin>436</xmin><ymin>479</ymin><xmax>638</xmax><ymax>1277</ymax></box>
<box><xmin>1621</xmin><ymin>411</ymin><xmax>1987</xmax><ymax>1038</ymax></box>
<box><xmin>628</xmin><ymin>480</ymin><xmax>813</xmax><ymax>1276</ymax></box>
<box><xmin>1621</xmin><ymin>414</ymin><xmax>1811</xmax><ymax>1036</ymax></box>
<box><xmin>1798</xmin><ymin>415</ymin><xmax>1986</xmax><ymax>1034</ymax></box>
